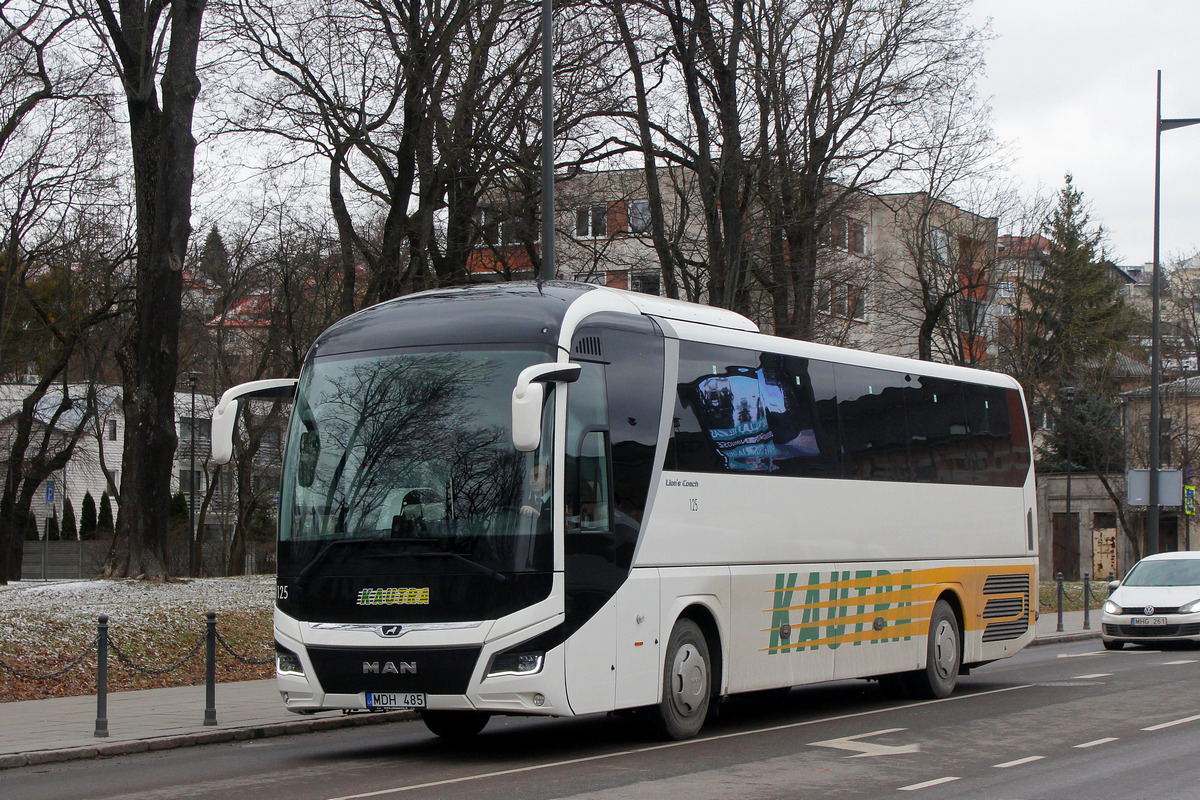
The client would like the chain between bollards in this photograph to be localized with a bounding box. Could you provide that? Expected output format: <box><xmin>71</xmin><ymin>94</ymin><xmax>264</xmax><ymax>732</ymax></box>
<box><xmin>94</xmin><ymin>615</ymin><xmax>109</xmax><ymax>738</ymax></box>
<box><xmin>1055</xmin><ymin>572</ymin><xmax>1064</xmax><ymax>632</ymax></box>
<box><xmin>205</xmin><ymin>611</ymin><xmax>217</xmax><ymax>726</ymax></box>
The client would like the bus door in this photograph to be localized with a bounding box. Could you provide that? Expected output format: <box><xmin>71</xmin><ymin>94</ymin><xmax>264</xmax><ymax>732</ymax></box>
<box><xmin>560</xmin><ymin>323</ymin><xmax>666</xmax><ymax>714</ymax></box>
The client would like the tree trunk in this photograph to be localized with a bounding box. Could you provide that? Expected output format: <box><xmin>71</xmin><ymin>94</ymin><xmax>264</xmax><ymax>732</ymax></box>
<box><xmin>104</xmin><ymin>0</ymin><xmax>207</xmax><ymax>580</ymax></box>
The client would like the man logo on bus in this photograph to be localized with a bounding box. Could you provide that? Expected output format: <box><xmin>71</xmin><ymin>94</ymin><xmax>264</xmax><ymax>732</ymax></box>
<box><xmin>363</xmin><ymin>661</ymin><xmax>416</xmax><ymax>674</ymax></box>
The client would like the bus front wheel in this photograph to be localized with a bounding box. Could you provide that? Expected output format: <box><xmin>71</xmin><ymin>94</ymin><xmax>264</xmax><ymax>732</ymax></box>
<box><xmin>421</xmin><ymin>709</ymin><xmax>491</xmax><ymax>739</ymax></box>
<box><xmin>652</xmin><ymin>618</ymin><xmax>712</xmax><ymax>740</ymax></box>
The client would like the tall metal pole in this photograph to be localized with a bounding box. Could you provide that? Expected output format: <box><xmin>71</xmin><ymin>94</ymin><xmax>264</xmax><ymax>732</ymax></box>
<box><xmin>538</xmin><ymin>0</ymin><xmax>555</xmax><ymax>282</ymax></box>
<box><xmin>1151</xmin><ymin>71</ymin><xmax>1163</xmax><ymax>556</ymax></box>
<box><xmin>188</xmin><ymin>373</ymin><xmax>197</xmax><ymax>577</ymax></box>
<box><xmin>1151</xmin><ymin>71</ymin><xmax>1200</xmax><ymax>555</ymax></box>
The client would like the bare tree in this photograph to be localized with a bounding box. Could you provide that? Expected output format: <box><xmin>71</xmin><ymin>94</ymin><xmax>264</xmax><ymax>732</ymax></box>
<box><xmin>84</xmin><ymin>0</ymin><xmax>207</xmax><ymax>580</ymax></box>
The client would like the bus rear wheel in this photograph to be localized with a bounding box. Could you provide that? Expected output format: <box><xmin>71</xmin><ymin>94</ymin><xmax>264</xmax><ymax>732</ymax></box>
<box><xmin>905</xmin><ymin>599</ymin><xmax>960</xmax><ymax>699</ymax></box>
<box><xmin>652</xmin><ymin>618</ymin><xmax>712</xmax><ymax>740</ymax></box>
<box><xmin>421</xmin><ymin>710</ymin><xmax>491</xmax><ymax>739</ymax></box>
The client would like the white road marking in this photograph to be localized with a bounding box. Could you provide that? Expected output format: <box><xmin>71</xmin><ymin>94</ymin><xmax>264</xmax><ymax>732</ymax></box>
<box><xmin>994</xmin><ymin>755</ymin><xmax>1045</xmax><ymax>768</ymax></box>
<box><xmin>323</xmin><ymin>684</ymin><xmax>1033</xmax><ymax>800</ymax></box>
<box><xmin>1056</xmin><ymin>651</ymin><xmax>1104</xmax><ymax>658</ymax></box>
<box><xmin>1143</xmin><ymin>713</ymin><xmax>1200</xmax><ymax>731</ymax></box>
<box><xmin>1072</xmin><ymin>673</ymin><xmax>1112</xmax><ymax>679</ymax></box>
<box><xmin>1162</xmin><ymin>659</ymin><xmax>1197</xmax><ymax>665</ymax></box>
<box><xmin>898</xmin><ymin>776</ymin><xmax>961</xmax><ymax>791</ymax></box>
<box><xmin>1074</xmin><ymin>737</ymin><xmax>1119</xmax><ymax>748</ymax></box>
<box><xmin>810</xmin><ymin>727</ymin><xmax>920</xmax><ymax>757</ymax></box>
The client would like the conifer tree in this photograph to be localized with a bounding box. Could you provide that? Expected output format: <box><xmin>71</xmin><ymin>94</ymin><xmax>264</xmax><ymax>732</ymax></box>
<box><xmin>1011</xmin><ymin>174</ymin><xmax>1133</xmax><ymax>402</ymax></box>
<box><xmin>81</xmin><ymin>492</ymin><xmax>98</xmax><ymax>540</ymax></box>
<box><xmin>62</xmin><ymin>500</ymin><xmax>78</xmax><ymax>542</ymax></box>
<box><xmin>98</xmin><ymin>493</ymin><xmax>114</xmax><ymax>534</ymax></box>
<box><xmin>45</xmin><ymin>513</ymin><xmax>60</xmax><ymax>542</ymax></box>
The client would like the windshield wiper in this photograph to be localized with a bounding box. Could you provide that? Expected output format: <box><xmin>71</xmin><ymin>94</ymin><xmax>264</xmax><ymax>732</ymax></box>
<box><xmin>364</xmin><ymin>550</ymin><xmax>508</xmax><ymax>583</ymax></box>
<box><xmin>295</xmin><ymin>537</ymin><xmax>388</xmax><ymax>587</ymax></box>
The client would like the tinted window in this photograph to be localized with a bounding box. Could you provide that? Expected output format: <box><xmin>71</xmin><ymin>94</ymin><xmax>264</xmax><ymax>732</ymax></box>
<box><xmin>835</xmin><ymin>365</ymin><xmax>911</xmax><ymax>482</ymax></box>
<box><xmin>669</xmin><ymin>341</ymin><xmax>1030</xmax><ymax>488</ymax></box>
<box><xmin>906</xmin><ymin>377</ymin><xmax>969</xmax><ymax>484</ymax></box>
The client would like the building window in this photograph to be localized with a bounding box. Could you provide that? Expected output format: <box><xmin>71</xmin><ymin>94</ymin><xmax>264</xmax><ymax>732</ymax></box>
<box><xmin>575</xmin><ymin>204</ymin><xmax>608</xmax><ymax>238</ymax></box>
<box><xmin>930</xmin><ymin>228</ymin><xmax>953</xmax><ymax>264</ymax></box>
<box><xmin>181</xmin><ymin>417</ymin><xmax>211</xmax><ymax>440</ymax></box>
<box><xmin>107</xmin><ymin>419</ymin><xmax>117</xmax><ymax>441</ymax></box>
<box><xmin>181</xmin><ymin>469</ymin><xmax>203</xmax><ymax>494</ymax></box>
<box><xmin>475</xmin><ymin>209</ymin><xmax>524</xmax><ymax>247</ymax></box>
<box><xmin>820</xmin><ymin>279</ymin><xmax>866</xmax><ymax>321</ymax></box>
<box><xmin>628</xmin><ymin>200</ymin><xmax>652</xmax><ymax>234</ymax></box>
<box><xmin>631</xmin><ymin>273</ymin><xmax>661</xmax><ymax>296</ymax></box>
<box><xmin>831</xmin><ymin>216</ymin><xmax>867</xmax><ymax>255</ymax></box>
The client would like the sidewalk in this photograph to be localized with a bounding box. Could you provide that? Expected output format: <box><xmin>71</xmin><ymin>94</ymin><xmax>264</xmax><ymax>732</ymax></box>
<box><xmin>0</xmin><ymin>679</ymin><xmax>414</xmax><ymax>770</ymax></box>
<box><xmin>0</xmin><ymin>609</ymin><xmax>1100</xmax><ymax>771</ymax></box>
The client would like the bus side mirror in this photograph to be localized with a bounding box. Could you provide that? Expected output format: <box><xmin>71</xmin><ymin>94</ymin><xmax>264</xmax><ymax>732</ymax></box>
<box><xmin>211</xmin><ymin>378</ymin><xmax>299</xmax><ymax>464</ymax></box>
<box><xmin>512</xmin><ymin>363</ymin><xmax>581</xmax><ymax>452</ymax></box>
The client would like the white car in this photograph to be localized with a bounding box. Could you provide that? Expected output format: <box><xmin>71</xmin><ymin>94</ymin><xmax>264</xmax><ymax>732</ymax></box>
<box><xmin>1101</xmin><ymin>551</ymin><xmax>1200</xmax><ymax>650</ymax></box>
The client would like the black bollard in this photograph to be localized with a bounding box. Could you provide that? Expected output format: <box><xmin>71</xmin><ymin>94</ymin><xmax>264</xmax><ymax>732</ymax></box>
<box><xmin>1056</xmin><ymin>572</ymin><xmax>1064</xmax><ymax>633</ymax></box>
<box><xmin>95</xmin><ymin>615</ymin><xmax>109</xmax><ymax>738</ymax></box>
<box><xmin>205</xmin><ymin>611</ymin><xmax>217</xmax><ymax>726</ymax></box>
<box><xmin>1083</xmin><ymin>573</ymin><xmax>1091</xmax><ymax>630</ymax></box>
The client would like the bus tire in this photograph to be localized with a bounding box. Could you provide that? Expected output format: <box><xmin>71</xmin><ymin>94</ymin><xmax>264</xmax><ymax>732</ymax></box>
<box><xmin>421</xmin><ymin>710</ymin><xmax>491</xmax><ymax>739</ymax></box>
<box><xmin>653</xmin><ymin>618</ymin><xmax>712</xmax><ymax>740</ymax></box>
<box><xmin>906</xmin><ymin>599</ymin><xmax>960</xmax><ymax>699</ymax></box>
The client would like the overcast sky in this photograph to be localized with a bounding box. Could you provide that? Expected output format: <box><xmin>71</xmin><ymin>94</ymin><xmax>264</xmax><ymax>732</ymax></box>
<box><xmin>971</xmin><ymin>0</ymin><xmax>1200</xmax><ymax>267</ymax></box>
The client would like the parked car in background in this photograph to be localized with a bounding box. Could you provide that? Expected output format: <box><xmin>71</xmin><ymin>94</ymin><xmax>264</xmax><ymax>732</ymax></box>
<box><xmin>1102</xmin><ymin>552</ymin><xmax>1200</xmax><ymax>650</ymax></box>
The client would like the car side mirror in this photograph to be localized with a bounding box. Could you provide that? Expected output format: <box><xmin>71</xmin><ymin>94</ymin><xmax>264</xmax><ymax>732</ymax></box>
<box><xmin>1107</xmin><ymin>579</ymin><xmax>1120</xmax><ymax>594</ymax></box>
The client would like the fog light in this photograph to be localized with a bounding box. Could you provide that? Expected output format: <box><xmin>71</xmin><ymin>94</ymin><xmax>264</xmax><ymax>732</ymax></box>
<box><xmin>533</xmin><ymin>693</ymin><xmax>546</xmax><ymax>707</ymax></box>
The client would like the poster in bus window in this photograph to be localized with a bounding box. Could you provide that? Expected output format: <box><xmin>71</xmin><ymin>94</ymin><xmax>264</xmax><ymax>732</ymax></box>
<box><xmin>688</xmin><ymin>361</ymin><xmax>820</xmax><ymax>472</ymax></box>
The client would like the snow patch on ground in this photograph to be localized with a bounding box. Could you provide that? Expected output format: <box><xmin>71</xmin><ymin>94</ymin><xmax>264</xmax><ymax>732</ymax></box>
<box><xmin>0</xmin><ymin>576</ymin><xmax>273</xmax><ymax>627</ymax></box>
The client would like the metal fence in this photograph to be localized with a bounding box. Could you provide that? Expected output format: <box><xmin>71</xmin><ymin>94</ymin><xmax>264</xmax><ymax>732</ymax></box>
<box><xmin>0</xmin><ymin>613</ymin><xmax>274</xmax><ymax>737</ymax></box>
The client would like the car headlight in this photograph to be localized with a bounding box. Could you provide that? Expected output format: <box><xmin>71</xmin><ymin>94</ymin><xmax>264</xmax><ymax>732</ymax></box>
<box><xmin>1103</xmin><ymin>599</ymin><xmax>1121</xmax><ymax>615</ymax></box>
<box><xmin>1180</xmin><ymin>598</ymin><xmax>1200</xmax><ymax>614</ymax></box>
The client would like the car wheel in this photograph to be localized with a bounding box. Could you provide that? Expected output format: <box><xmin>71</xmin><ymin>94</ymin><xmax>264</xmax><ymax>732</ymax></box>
<box><xmin>1103</xmin><ymin>639</ymin><xmax>1124</xmax><ymax>651</ymax></box>
<box><xmin>652</xmin><ymin>618</ymin><xmax>712</xmax><ymax>740</ymax></box>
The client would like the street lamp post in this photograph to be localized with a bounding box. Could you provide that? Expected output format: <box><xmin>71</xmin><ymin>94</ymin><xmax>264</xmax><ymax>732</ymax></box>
<box><xmin>1151</xmin><ymin>70</ymin><xmax>1200</xmax><ymax>555</ymax></box>
<box><xmin>538</xmin><ymin>0</ymin><xmax>555</xmax><ymax>282</ymax></box>
<box><xmin>187</xmin><ymin>372</ymin><xmax>198</xmax><ymax>577</ymax></box>
<box><xmin>1061</xmin><ymin>386</ymin><xmax>1077</xmax><ymax>577</ymax></box>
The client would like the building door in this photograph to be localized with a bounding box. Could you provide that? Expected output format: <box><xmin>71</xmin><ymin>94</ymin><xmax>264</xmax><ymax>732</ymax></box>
<box><xmin>1092</xmin><ymin>512</ymin><xmax>1118</xmax><ymax>583</ymax></box>
<box><xmin>1160</xmin><ymin>516</ymin><xmax>1179</xmax><ymax>553</ymax></box>
<box><xmin>1052</xmin><ymin>512</ymin><xmax>1080</xmax><ymax>580</ymax></box>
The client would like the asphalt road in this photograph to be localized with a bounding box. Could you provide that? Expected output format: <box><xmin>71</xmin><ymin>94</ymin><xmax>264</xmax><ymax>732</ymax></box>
<box><xmin>9</xmin><ymin>639</ymin><xmax>1200</xmax><ymax>800</ymax></box>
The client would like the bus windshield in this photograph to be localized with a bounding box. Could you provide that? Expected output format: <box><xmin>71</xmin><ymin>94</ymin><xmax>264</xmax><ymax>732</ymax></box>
<box><xmin>279</xmin><ymin>346</ymin><xmax>554</xmax><ymax>564</ymax></box>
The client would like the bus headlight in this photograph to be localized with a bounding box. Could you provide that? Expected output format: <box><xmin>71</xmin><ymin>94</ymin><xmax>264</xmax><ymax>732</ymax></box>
<box><xmin>487</xmin><ymin>650</ymin><xmax>544</xmax><ymax>678</ymax></box>
<box><xmin>276</xmin><ymin>643</ymin><xmax>306</xmax><ymax>677</ymax></box>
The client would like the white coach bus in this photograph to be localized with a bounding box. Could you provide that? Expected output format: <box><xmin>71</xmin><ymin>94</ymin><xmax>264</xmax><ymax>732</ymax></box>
<box><xmin>211</xmin><ymin>281</ymin><xmax>1037</xmax><ymax>741</ymax></box>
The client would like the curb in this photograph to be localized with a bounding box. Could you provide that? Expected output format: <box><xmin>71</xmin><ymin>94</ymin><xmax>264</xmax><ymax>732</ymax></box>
<box><xmin>1030</xmin><ymin>630</ymin><xmax>1102</xmax><ymax>647</ymax></box>
<box><xmin>0</xmin><ymin>708</ymin><xmax>417</xmax><ymax>771</ymax></box>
